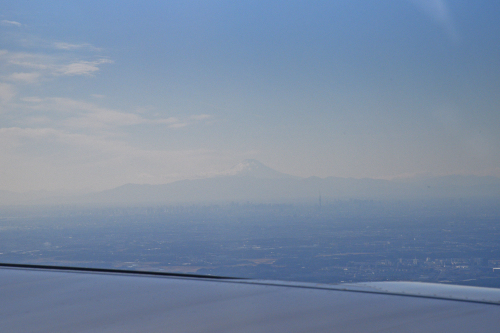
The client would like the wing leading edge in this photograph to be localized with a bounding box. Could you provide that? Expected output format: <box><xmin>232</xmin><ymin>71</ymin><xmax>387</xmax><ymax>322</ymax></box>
<box><xmin>1</xmin><ymin>265</ymin><xmax>499</xmax><ymax>332</ymax></box>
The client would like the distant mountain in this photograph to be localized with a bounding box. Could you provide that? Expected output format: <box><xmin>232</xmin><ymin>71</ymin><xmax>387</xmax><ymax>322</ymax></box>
<box><xmin>72</xmin><ymin>161</ymin><xmax>500</xmax><ymax>205</ymax></box>
<box><xmin>218</xmin><ymin>159</ymin><xmax>299</xmax><ymax>179</ymax></box>
<box><xmin>2</xmin><ymin>161</ymin><xmax>500</xmax><ymax>206</ymax></box>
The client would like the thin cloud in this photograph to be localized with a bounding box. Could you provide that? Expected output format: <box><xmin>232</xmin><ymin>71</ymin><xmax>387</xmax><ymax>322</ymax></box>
<box><xmin>0</xmin><ymin>83</ymin><xmax>15</xmax><ymax>103</ymax></box>
<box><xmin>5</xmin><ymin>52</ymin><xmax>51</xmax><ymax>70</ymax></box>
<box><xmin>0</xmin><ymin>126</ymin><xmax>228</xmax><ymax>191</ymax></box>
<box><xmin>156</xmin><ymin>117</ymin><xmax>179</xmax><ymax>125</ymax></box>
<box><xmin>19</xmin><ymin>97</ymin><xmax>212</xmax><ymax>130</ymax></box>
<box><xmin>21</xmin><ymin>96</ymin><xmax>43</xmax><ymax>103</ymax></box>
<box><xmin>7</xmin><ymin>72</ymin><xmax>41</xmax><ymax>83</ymax></box>
<box><xmin>1</xmin><ymin>20</ymin><xmax>22</xmax><ymax>27</ymax></box>
<box><xmin>0</xmin><ymin>126</ymin><xmax>61</xmax><ymax>139</ymax></box>
<box><xmin>409</xmin><ymin>0</ymin><xmax>459</xmax><ymax>41</ymax></box>
<box><xmin>56</xmin><ymin>59</ymin><xmax>113</xmax><ymax>76</ymax></box>
<box><xmin>21</xmin><ymin>97</ymin><xmax>146</xmax><ymax>128</ymax></box>
<box><xmin>53</xmin><ymin>42</ymin><xmax>100</xmax><ymax>51</ymax></box>
<box><xmin>168</xmin><ymin>123</ymin><xmax>188</xmax><ymax>128</ymax></box>
<box><xmin>190</xmin><ymin>114</ymin><xmax>212</xmax><ymax>121</ymax></box>
<box><xmin>17</xmin><ymin>97</ymin><xmax>190</xmax><ymax>130</ymax></box>
<box><xmin>1</xmin><ymin>51</ymin><xmax>112</xmax><ymax>78</ymax></box>
<box><xmin>23</xmin><ymin>116</ymin><xmax>52</xmax><ymax>125</ymax></box>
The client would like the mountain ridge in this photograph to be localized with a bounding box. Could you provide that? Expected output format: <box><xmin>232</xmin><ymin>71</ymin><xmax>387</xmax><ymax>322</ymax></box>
<box><xmin>217</xmin><ymin>159</ymin><xmax>300</xmax><ymax>179</ymax></box>
<box><xmin>1</xmin><ymin>160</ymin><xmax>500</xmax><ymax>205</ymax></box>
<box><xmin>67</xmin><ymin>163</ymin><xmax>500</xmax><ymax>205</ymax></box>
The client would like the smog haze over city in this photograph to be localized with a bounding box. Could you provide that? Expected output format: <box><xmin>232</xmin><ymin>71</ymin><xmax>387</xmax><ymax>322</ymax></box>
<box><xmin>1</xmin><ymin>1</ymin><xmax>500</xmax><ymax>287</ymax></box>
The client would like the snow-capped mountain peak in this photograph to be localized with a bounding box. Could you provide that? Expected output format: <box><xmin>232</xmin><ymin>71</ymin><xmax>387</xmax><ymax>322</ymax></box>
<box><xmin>221</xmin><ymin>159</ymin><xmax>296</xmax><ymax>179</ymax></box>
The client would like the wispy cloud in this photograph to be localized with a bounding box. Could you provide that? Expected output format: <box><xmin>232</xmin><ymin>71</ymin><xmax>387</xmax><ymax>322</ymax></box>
<box><xmin>17</xmin><ymin>97</ymin><xmax>210</xmax><ymax>130</ymax></box>
<box><xmin>0</xmin><ymin>126</ymin><xmax>229</xmax><ymax>191</ymax></box>
<box><xmin>1</xmin><ymin>20</ymin><xmax>22</xmax><ymax>27</ymax></box>
<box><xmin>0</xmin><ymin>50</ymin><xmax>112</xmax><ymax>79</ymax></box>
<box><xmin>409</xmin><ymin>0</ymin><xmax>458</xmax><ymax>41</ymax></box>
<box><xmin>156</xmin><ymin>117</ymin><xmax>180</xmax><ymax>125</ymax></box>
<box><xmin>20</xmin><ymin>97</ymin><xmax>146</xmax><ymax>128</ymax></box>
<box><xmin>0</xmin><ymin>83</ymin><xmax>15</xmax><ymax>103</ymax></box>
<box><xmin>0</xmin><ymin>30</ymin><xmax>218</xmax><ymax>191</ymax></box>
<box><xmin>168</xmin><ymin>122</ymin><xmax>188</xmax><ymax>128</ymax></box>
<box><xmin>4</xmin><ymin>52</ymin><xmax>51</xmax><ymax>70</ymax></box>
<box><xmin>53</xmin><ymin>42</ymin><xmax>100</xmax><ymax>51</ymax></box>
<box><xmin>7</xmin><ymin>72</ymin><xmax>41</xmax><ymax>83</ymax></box>
<box><xmin>56</xmin><ymin>59</ymin><xmax>113</xmax><ymax>76</ymax></box>
<box><xmin>190</xmin><ymin>114</ymin><xmax>212</xmax><ymax>121</ymax></box>
<box><xmin>20</xmin><ymin>96</ymin><xmax>43</xmax><ymax>103</ymax></box>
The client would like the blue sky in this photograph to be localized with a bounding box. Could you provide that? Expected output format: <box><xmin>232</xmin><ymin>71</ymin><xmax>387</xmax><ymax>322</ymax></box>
<box><xmin>1</xmin><ymin>1</ymin><xmax>499</xmax><ymax>192</ymax></box>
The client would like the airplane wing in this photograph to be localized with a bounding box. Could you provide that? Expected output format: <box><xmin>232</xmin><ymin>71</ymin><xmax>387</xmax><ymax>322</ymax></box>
<box><xmin>1</xmin><ymin>264</ymin><xmax>499</xmax><ymax>332</ymax></box>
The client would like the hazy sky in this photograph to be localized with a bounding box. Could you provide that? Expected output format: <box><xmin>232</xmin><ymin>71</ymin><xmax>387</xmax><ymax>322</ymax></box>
<box><xmin>1</xmin><ymin>0</ymin><xmax>499</xmax><ymax>192</ymax></box>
